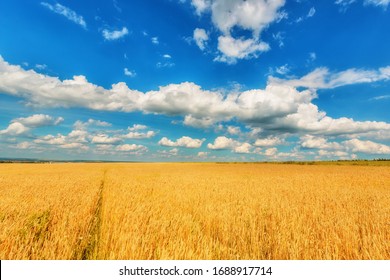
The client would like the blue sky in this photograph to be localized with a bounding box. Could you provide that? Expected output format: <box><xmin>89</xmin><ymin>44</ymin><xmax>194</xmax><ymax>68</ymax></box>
<box><xmin>0</xmin><ymin>0</ymin><xmax>390</xmax><ymax>161</ymax></box>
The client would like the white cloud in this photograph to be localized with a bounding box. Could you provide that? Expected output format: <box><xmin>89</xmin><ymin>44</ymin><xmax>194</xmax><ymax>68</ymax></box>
<box><xmin>187</xmin><ymin>0</ymin><xmax>286</xmax><ymax>62</ymax></box>
<box><xmin>15</xmin><ymin>141</ymin><xmax>35</xmax><ymax>149</ymax></box>
<box><xmin>60</xmin><ymin>142</ymin><xmax>88</xmax><ymax>150</ymax></box>
<box><xmin>183</xmin><ymin>115</ymin><xmax>215</xmax><ymax>128</ymax></box>
<box><xmin>227</xmin><ymin>126</ymin><xmax>241</xmax><ymax>135</ymax></box>
<box><xmin>159</xmin><ymin>148</ymin><xmax>179</xmax><ymax>157</ymax></box>
<box><xmin>0</xmin><ymin>114</ymin><xmax>63</xmax><ymax>136</ymax></box>
<box><xmin>275</xmin><ymin>64</ymin><xmax>290</xmax><ymax>75</ymax></box>
<box><xmin>207</xmin><ymin>136</ymin><xmax>234</xmax><ymax>149</ymax></box>
<box><xmin>193</xmin><ymin>28</ymin><xmax>209</xmax><ymax>51</ymax></box>
<box><xmin>33</xmin><ymin>133</ymin><xmax>89</xmax><ymax>150</ymax></box>
<box><xmin>67</xmin><ymin>129</ymin><xmax>88</xmax><ymax>143</ymax></box>
<box><xmin>197</xmin><ymin>151</ymin><xmax>209</xmax><ymax>157</ymax></box>
<box><xmin>191</xmin><ymin>0</ymin><xmax>211</xmax><ymax>15</ymax></box>
<box><xmin>234</xmin><ymin>142</ymin><xmax>252</xmax><ymax>153</ymax></box>
<box><xmin>270</xmin><ymin>66</ymin><xmax>390</xmax><ymax>89</ymax></box>
<box><xmin>211</xmin><ymin>0</ymin><xmax>285</xmax><ymax>36</ymax></box>
<box><xmin>116</xmin><ymin>144</ymin><xmax>147</xmax><ymax>152</ymax></box>
<box><xmin>1</xmin><ymin>57</ymin><xmax>390</xmax><ymax>141</ymax></box>
<box><xmin>0</xmin><ymin>122</ymin><xmax>29</xmax><ymax>136</ymax></box>
<box><xmin>13</xmin><ymin>114</ymin><xmax>63</xmax><ymax>127</ymax></box>
<box><xmin>300</xmin><ymin>135</ymin><xmax>343</xmax><ymax>150</ymax></box>
<box><xmin>151</xmin><ymin>37</ymin><xmax>159</xmax><ymax>45</ymax></box>
<box><xmin>91</xmin><ymin>134</ymin><xmax>122</xmax><ymax>144</ymax></box>
<box><xmin>307</xmin><ymin>7</ymin><xmax>316</xmax><ymax>17</ymax></box>
<box><xmin>158</xmin><ymin>136</ymin><xmax>204</xmax><ymax>148</ymax></box>
<box><xmin>370</xmin><ymin>94</ymin><xmax>390</xmax><ymax>101</ymax></box>
<box><xmin>124</xmin><ymin>68</ymin><xmax>136</xmax><ymax>77</ymax></box>
<box><xmin>123</xmin><ymin>131</ymin><xmax>156</xmax><ymax>139</ymax></box>
<box><xmin>128</xmin><ymin>124</ymin><xmax>147</xmax><ymax>131</ymax></box>
<box><xmin>254</xmin><ymin>137</ymin><xmax>282</xmax><ymax>147</ymax></box>
<box><xmin>35</xmin><ymin>64</ymin><xmax>47</xmax><ymax>70</ymax></box>
<box><xmin>317</xmin><ymin>150</ymin><xmax>349</xmax><ymax>158</ymax></box>
<box><xmin>272</xmin><ymin>102</ymin><xmax>390</xmax><ymax>136</ymax></box>
<box><xmin>344</xmin><ymin>139</ymin><xmax>390</xmax><ymax>154</ymax></box>
<box><xmin>215</xmin><ymin>35</ymin><xmax>270</xmax><ymax>64</ymax></box>
<box><xmin>73</xmin><ymin>119</ymin><xmax>111</xmax><ymax>130</ymax></box>
<box><xmin>34</xmin><ymin>134</ymin><xmax>66</xmax><ymax>145</ymax></box>
<box><xmin>102</xmin><ymin>27</ymin><xmax>129</xmax><ymax>40</ymax></box>
<box><xmin>163</xmin><ymin>54</ymin><xmax>172</xmax><ymax>59</ymax></box>
<box><xmin>41</xmin><ymin>2</ymin><xmax>87</xmax><ymax>29</ymax></box>
<box><xmin>264</xmin><ymin>147</ymin><xmax>278</xmax><ymax>156</ymax></box>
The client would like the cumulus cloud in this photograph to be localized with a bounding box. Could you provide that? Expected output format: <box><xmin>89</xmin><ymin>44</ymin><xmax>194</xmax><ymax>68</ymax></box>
<box><xmin>210</xmin><ymin>0</ymin><xmax>285</xmax><ymax>36</ymax></box>
<box><xmin>91</xmin><ymin>134</ymin><xmax>122</xmax><ymax>144</ymax></box>
<box><xmin>183</xmin><ymin>115</ymin><xmax>215</xmax><ymax>128</ymax></box>
<box><xmin>207</xmin><ymin>136</ymin><xmax>237</xmax><ymax>150</ymax></box>
<box><xmin>207</xmin><ymin>136</ymin><xmax>252</xmax><ymax>153</ymax></box>
<box><xmin>13</xmin><ymin>114</ymin><xmax>63</xmax><ymax>127</ymax></box>
<box><xmin>15</xmin><ymin>141</ymin><xmax>35</xmax><ymax>149</ymax></box>
<box><xmin>215</xmin><ymin>35</ymin><xmax>270</xmax><ymax>63</ymax></box>
<box><xmin>344</xmin><ymin>139</ymin><xmax>390</xmax><ymax>154</ymax></box>
<box><xmin>191</xmin><ymin>0</ymin><xmax>211</xmax><ymax>15</ymax></box>
<box><xmin>0</xmin><ymin>114</ymin><xmax>63</xmax><ymax>136</ymax></box>
<box><xmin>102</xmin><ymin>27</ymin><xmax>129</xmax><ymax>40</ymax></box>
<box><xmin>254</xmin><ymin>137</ymin><xmax>282</xmax><ymax>147</ymax></box>
<box><xmin>193</xmin><ymin>28</ymin><xmax>209</xmax><ymax>51</ymax></box>
<box><xmin>234</xmin><ymin>142</ymin><xmax>252</xmax><ymax>153</ymax></box>
<box><xmin>300</xmin><ymin>135</ymin><xmax>343</xmax><ymax>150</ymax></box>
<box><xmin>41</xmin><ymin>2</ymin><xmax>87</xmax><ymax>29</ymax></box>
<box><xmin>33</xmin><ymin>131</ymin><xmax>89</xmax><ymax>150</ymax></box>
<box><xmin>298</xmin><ymin>135</ymin><xmax>390</xmax><ymax>156</ymax></box>
<box><xmin>197</xmin><ymin>151</ymin><xmax>209</xmax><ymax>157</ymax></box>
<box><xmin>116</xmin><ymin>144</ymin><xmax>147</xmax><ymax>152</ymax></box>
<box><xmin>124</xmin><ymin>131</ymin><xmax>156</xmax><ymax>139</ymax></box>
<box><xmin>158</xmin><ymin>136</ymin><xmax>205</xmax><ymax>148</ymax></box>
<box><xmin>317</xmin><ymin>150</ymin><xmax>349</xmax><ymax>159</ymax></box>
<box><xmin>73</xmin><ymin>119</ymin><xmax>111</xmax><ymax>130</ymax></box>
<box><xmin>211</xmin><ymin>0</ymin><xmax>285</xmax><ymax>62</ymax></box>
<box><xmin>0</xmin><ymin>122</ymin><xmax>30</xmax><ymax>136</ymax></box>
<box><xmin>186</xmin><ymin>0</ymin><xmax>286</xmax><ymax>62</ymax></box>
<box><xmin>151</xmin><ymin>37</ymin><xmax>159</xmax><ymax>45</ymax></box>
<box><xmin>1</xmin><ymin>57</ymin><xmax>390</xmax><ymax>141</ymax></box>
<box><xmin>264</xmin><ymin>147</ymin><xmax>278</xmax><ymax>156</ymax></box>
<box><xmin>128</xmin><ymin>124</ymin><xmax>147</xmax><ymax>131</ymax></box>
<box><xmin>227</xmin><ymin>126</ymin><xmax>241</xmax><ymax>135</ymax></box>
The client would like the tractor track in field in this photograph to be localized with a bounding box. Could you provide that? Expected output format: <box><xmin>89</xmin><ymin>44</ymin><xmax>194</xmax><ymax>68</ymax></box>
<box><xmin>76</xmin><ymin>169</ymin><xmax>107</xmax><ymax>260</ymax></box>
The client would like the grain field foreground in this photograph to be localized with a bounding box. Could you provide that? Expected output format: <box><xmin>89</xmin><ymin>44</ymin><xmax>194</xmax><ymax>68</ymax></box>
<box><xmin>0</xmin><ymin>163</ymin><xmax>389</xmax><ymax>260</ymax></box>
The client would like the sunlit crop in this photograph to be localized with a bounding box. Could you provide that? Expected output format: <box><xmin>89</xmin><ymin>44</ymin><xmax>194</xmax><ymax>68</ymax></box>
<box><xmin>1</xmin><ymin>162</ymin><xmax>389</xmax><ymax>260</ymax></box>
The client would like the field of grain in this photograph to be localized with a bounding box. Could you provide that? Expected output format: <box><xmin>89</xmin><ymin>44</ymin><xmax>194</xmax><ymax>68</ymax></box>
<box><xmin>0</xmin><ymin>162</ymin><xmax>389</xmax><ymax>260</ymax></box>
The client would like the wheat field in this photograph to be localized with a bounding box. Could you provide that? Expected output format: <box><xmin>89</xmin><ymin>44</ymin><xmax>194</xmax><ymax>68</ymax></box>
<box><xmin>0</xmin><ymin>162</ymin><xmax>389</xmax><ymax>260</ymax></box>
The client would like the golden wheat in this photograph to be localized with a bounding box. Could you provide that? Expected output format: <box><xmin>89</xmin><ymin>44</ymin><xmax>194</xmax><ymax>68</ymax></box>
<box><xmin>0</xmin><ymin>162</ymin><xmax>389</xmax><ymax>259</ymax></box>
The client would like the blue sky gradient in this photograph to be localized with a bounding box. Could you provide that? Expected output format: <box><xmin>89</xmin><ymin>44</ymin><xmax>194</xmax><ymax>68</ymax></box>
<box><xmin>0</xmin><ymin>0</ymin><xmax>390</xmax><ymax>161</ymax></box>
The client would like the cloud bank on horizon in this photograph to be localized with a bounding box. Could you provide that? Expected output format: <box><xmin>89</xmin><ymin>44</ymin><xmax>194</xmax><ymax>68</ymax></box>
<box><xmin>0</xmin><ymin>0</ymin><xmax>389</xmax><ymax>161</ymax></box>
